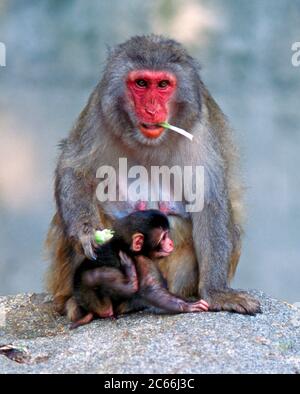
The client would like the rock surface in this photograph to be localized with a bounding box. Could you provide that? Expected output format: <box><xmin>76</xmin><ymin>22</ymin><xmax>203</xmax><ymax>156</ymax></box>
<box><xmin>0</xmin><ymin>291</ymin><xmax>299</xmax><ymax>374</ymax></box>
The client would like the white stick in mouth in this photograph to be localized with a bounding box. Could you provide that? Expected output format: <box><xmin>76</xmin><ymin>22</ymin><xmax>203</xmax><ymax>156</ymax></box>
<box><xmin>159</xmin><ymin>122</ymin><xmax>193</xmax><ymax>141</ymax></box>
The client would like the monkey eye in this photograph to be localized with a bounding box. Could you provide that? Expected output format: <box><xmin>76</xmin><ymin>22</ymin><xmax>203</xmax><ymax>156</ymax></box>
<box><xmin>158</xmin><ymin>80</ymin><xmax>170</xmax><ymax>88</ymax></box>
<box><xmin>156</xmin><ymin>229</ymin><xmax>168</xmax><ymax>245</ymax></box>
<box><xmin>162</xmin><ymin>230</ymin><xmax>169</xmax><ymax>240</ymax></box>
<box><xmin>135</xmin><ymin>79</ymin><xmax>148</xmax><ymax>88</ymax></box>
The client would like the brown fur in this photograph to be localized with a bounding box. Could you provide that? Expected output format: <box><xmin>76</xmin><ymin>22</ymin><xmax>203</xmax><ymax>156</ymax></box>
<box><xmin>45</xmin><ymin>214</ymin><xmax>74</xmax><ymax>314</ymax></box>
<box><xmin>45</xmin><ymin>35</ymin><xmax>260</xmax><ymax>318</ymax></box>
<box><xmin>45</xmin><ymin>93</ymin><xmax>244</xmax><ymax>312</ymax></box>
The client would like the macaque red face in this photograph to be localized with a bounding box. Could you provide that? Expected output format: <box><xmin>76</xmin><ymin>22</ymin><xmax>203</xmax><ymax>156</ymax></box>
<box><xmin>126</xmin><ymin>70</ymin><xmax>177</xmax><ymax>139</ymax></box>
<box><xmin>131</xmin><ymin>228</ymin><xmax>174</xmax><ymax>259</ymax></box>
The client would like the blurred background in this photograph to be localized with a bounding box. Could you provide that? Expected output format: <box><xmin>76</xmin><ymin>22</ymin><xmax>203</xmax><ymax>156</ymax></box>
<box><xmin>0</xmin><ymin>0</ymin><xmax>299</xmax><ymax>302</ymax></box>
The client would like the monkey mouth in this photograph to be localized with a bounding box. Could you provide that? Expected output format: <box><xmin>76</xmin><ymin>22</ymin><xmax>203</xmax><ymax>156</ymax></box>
<box><xmin>157</xmin><ymin>251</ymin><xmax>171</xmax><ymax>257</ymax></box>
<box><xmin>153</xmin><ymin>242</ymin><xmax>174</xmax><ymax>258</ymax></box>
<box><xmin>153</xmin><ymin>249</ymin><xmax>172</xmax><ymax>258</ymax></box>
<box><xmin>139</xmin><ymin>123</ymin><xmax>164</xmax><ymax>139</ymax></box>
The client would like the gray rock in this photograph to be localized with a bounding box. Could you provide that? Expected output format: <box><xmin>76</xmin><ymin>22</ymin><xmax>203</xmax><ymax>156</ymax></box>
<box><xmin>0</xmin><ymin>291</ymin><xmax>299</xmax><ymax>374</ymax></box>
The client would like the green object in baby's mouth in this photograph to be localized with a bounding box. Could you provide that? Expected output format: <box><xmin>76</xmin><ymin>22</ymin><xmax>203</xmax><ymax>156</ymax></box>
<box><xmin>94</xmin><ymin>229</ymin><xmax>115</xmax><ymax>245</ymax></box>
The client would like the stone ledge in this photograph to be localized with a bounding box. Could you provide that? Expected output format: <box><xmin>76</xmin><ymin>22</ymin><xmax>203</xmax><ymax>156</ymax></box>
<box><xmin>0</xmin><ymin>290</ymin><xmax>299</xmax><ymax>374</ymax></box>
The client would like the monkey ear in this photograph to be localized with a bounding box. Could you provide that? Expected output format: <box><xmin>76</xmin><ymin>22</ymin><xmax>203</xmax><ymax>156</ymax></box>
<box><xmin>131</xmin><ymin>233</ymin><xmax>144</xmax><ymax>252</ymax></box>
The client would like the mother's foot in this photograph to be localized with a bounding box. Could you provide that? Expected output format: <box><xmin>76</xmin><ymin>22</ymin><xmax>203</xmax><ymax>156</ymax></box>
<box><xmin>203</xmin><ymin>289</ymin><xmax>261</xmax><ymax>315</ymax></box>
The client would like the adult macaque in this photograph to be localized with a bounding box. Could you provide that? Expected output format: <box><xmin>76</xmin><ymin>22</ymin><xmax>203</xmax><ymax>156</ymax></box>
<box><xmin>72</xmin><ymin>210</ymin><xmax>209</xmax><ymax>328</ymax></box>
<box><xmin>46</xmin><ymin>35</ymin><xmax>261</xmax><ymax>321</ymax></box>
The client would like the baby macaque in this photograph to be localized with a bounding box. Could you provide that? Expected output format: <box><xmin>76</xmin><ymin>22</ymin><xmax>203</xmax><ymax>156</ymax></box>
<box><xmin>72</xmin><ymin>210</ymin><xmax>209</xmax><ymax>328</ymax></box>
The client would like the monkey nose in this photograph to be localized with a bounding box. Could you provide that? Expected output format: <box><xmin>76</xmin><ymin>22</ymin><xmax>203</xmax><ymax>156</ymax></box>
<box><xmin>145</xmin><ymin>106</ymin><xmax>157</xmax><ymax>115</ymax></box>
